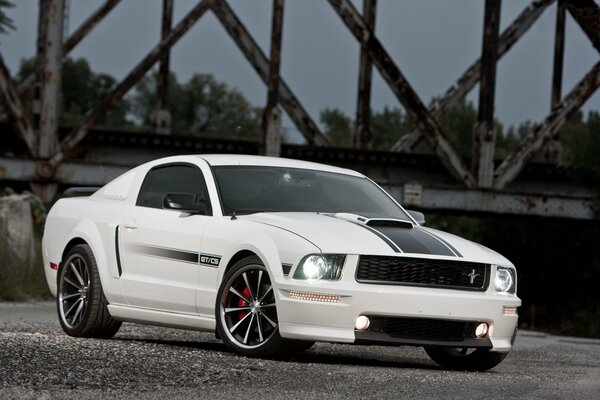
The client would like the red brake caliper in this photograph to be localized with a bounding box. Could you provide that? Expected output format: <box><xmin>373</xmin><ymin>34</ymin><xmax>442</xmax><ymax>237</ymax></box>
<box><xmin>238</xmin><ymin>287</ymin><xmax>252</xmax><ymax>321</ymax></box>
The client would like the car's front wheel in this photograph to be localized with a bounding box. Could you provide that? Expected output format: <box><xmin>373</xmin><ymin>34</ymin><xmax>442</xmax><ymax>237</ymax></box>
<box><xmin>57</xmin><ymin>244</ymin><xmax>121</xmax><ymax>338</ymax></box>
<box><xmin>424</xmin><ymin>346</ymin><xmax>508</xmax><ymax>371</ymax></box>
<box><xmin>216</xmin><ymin>256</ymin><xmax>305</xmax><ymax>357</ymax></box>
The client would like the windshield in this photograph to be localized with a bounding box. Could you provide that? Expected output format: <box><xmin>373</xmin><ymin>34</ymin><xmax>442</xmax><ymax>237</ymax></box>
<box><xmin>212</xmin><ymin>166</ymin><xmax>410</xmax><ymax>220</ymax></box>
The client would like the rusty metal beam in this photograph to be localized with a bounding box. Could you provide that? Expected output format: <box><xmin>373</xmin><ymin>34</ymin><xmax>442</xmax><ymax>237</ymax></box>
<box><xmin>494</xmin><ymin>61</ymin><xmax>600</xmax><ymax>189</ymax></box>
<box><xmin>473</xmin><ymin>0</ymin><xmax>501</xmax><ymax>188</ymax></box>
<box><xmin>46</xmin><ymin>0</ymin><xmax>214</xmax><ymax>171</ymax></box>
<box><xmin>155</xmin><ymin>0</ymin><xmax>173</xmax><ymax>134</ymax></box>
<box><xmin>210</xmin><ymin>0</ymin><xmax>329</xmax><ymax>146</ymax></box>
<box><xmin>383</xmin><ymin>184</ymin><xmax>593</xmax><ymax>220</ymax></box>
<box><xmin>14</xmin><ymin>0</ymin><xmax>122</xmax><ymax>100</ymax></box>
<box><xmin>0</xmin><ymin>157</ymin><xmax>127</xmax><ymax>186</ymax></box>
<box><xmin>552</xmin><ymin>1</ymin><xmax>566</xmax><ymax>109</ymax></box>
<box><xmin>39</xmin><ymin>0</ymin><xmax>64</xmax><ymax>159</ymax></box>
<box><xmin>1</xmin><ymin>154</ymin><xmax>592</xmax><ymax>219</ymax></box>
<box><xmin>391</xmin><ymin>0</ymin><xmax>555</xmax><ymax>153</ymax></box>
<box><xmin>328</xmin><ymin>0</ymin><xmax>476</xmax><ymax>187</ymax></box>
<box><xmin>564</xmin><ymin>0</ymin><xmax>600</xmax><ymax>53</ymax></box>
<box><xmin>355</xmin><ymin>0</ymin><xmax>377</xmax><ymax>150</ymax></box>
<box><xmin>262</xmin><ymin>0</ymin><xmax>285</xmax><ymax>157</ymax></box>
<box><xmin>0</xmin><ymin>54</ymin><xmax>37</xmax><ymax>155</ymax></box>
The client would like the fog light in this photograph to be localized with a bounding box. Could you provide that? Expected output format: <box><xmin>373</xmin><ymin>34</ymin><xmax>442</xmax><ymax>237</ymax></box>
<box><xmin>355</xmin><ymin>315</ymin><xmax>370</xmax><ymax>330</ymax></box>
<box><xmin>475</xmin><ymin>323</ymin><xmax>488</xmax><ymax>338</ymax></box>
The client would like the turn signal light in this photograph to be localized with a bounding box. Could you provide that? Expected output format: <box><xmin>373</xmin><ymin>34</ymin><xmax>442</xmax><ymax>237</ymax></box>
<box><xmin>503</xmin><ymin>306</ymin><xmax>518</xmax><ymax>315</ymax></box>
<box><xmin>288</xmin><ymin>290</ymin><xmax>341</xmax><ymax>303</ymax></box>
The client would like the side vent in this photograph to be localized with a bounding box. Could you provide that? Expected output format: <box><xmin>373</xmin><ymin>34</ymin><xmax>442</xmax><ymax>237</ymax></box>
<box><xmin>115</xmin><ymin>225</ymin><xmax>123</xmax><ymax>277</ymax></box>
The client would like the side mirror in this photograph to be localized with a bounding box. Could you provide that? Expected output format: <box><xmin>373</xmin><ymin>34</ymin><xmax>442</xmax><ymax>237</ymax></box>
<box><xmin>163</xmin><ymin>193</ymin><xmax>207</xmax><ymax>215</ymax></box>
<box><xmin>407</xmin><ymin>210</ymin><xmax>426</xmax><ymax>225</ymax></box>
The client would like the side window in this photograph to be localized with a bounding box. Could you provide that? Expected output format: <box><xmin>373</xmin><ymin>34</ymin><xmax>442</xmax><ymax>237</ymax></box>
<box><xmin>136</xmin><ymin>164</ymin><xmax>212</xmax><ymax>214</ymax></box>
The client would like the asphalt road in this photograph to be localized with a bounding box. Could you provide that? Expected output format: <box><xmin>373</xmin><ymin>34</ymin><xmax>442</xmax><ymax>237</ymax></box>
<box><xmin>1</xmin><ymin>302</ymin><xmax>599</xmax><ymax>400</ymax></box>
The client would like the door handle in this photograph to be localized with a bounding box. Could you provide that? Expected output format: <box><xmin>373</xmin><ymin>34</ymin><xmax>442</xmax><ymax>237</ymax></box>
<box><xmin>122</xmin><ymin>220</ymin><xmax>138</xmax><ymax>229</ymax></box>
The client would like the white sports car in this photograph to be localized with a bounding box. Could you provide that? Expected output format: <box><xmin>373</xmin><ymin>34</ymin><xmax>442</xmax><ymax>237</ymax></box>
<box><xmin>43</xmin><ymin>154</ymin><xmax>520</xmax><ymax>371</ymax></box>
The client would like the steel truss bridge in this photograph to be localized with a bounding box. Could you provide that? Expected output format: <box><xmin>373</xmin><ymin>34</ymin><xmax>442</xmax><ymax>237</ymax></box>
<box><xmin>0</xmin><ymin>0</ymin><xmax>599</xmax><ymax>220</ymax></box>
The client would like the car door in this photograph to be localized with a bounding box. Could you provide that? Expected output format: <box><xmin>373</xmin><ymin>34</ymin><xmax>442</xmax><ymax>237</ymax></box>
<box><xmin>117</xmin><ymin>162</ymin><xmax>212</xmax><ymax>314</ymax></box>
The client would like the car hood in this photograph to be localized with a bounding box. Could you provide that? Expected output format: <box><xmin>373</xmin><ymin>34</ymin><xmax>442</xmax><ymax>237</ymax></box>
<box><xmin>242</xmin><ymin>212</ymin><xmax>513</xmax><ymax>266</ymax></box>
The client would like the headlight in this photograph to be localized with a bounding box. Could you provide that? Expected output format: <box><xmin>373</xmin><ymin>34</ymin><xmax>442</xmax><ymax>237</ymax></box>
<box><xmin>495</xmin><ymin>266</ymin><xmax>516</xmax><ymax>294</ymax></box>
<box><xmin>293</xmin><ymin>254</ymin><xmax>346</xmax><ymax>281</ymax></box>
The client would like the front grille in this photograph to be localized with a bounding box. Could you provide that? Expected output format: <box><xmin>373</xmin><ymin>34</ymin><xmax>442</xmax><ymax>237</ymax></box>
<box><xmin>367</xmin><ymin>316</ymin><xmax>480</xmax><ymax>341</ymax></box>
<box><xmin>356</xmin><ymin>256</ymin><xmax>489</xmax><ymax>291</ymax></box>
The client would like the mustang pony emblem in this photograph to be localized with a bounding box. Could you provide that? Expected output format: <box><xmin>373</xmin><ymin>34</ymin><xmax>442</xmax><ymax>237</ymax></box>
<box><xmin>468</xmin><ymin>269</ymin><xmax>480</xmax><ymax>285</ymax></box>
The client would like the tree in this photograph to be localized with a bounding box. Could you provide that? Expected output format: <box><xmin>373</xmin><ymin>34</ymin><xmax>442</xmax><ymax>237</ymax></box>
<box><xmin>370</xmin><ymin>107</ymin><xmax>414</xmax><ymax>151</ymax></box>
<box><xmin>131</xmin><ymin>72</ymin><xmax>262</xmax><ymax>140</ymax></box>
<box><xmin>14</xmin><ymin>57</ymin><xmax>130</xmax><ymax>128</ymax></box>
<box><xmin>320</xmin><ymin>108</ymin><xmax>353</xmax><ymax>147</ymax></box>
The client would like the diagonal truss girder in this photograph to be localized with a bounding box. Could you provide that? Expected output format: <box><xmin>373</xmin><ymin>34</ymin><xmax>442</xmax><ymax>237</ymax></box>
<box><xmin>211</xmin><ymin>0</ymin><xmax>329</xmax><ymax>146</ymax></box>
<box><xmin>47</xmin><ymin>0</ymin><xmax>214</xmax><ymax>169</ymax></box>
<box><xmin>328</xmin><ymin>0</ymin><xmax>476</xmax><ymax>187</ymax></box>
<box><xmin>494</xmin><ymin>61</ymin><xmax>600</xmax><ymax>189</ymax></box>
<box><xmin>391</xmin><ymin>0</ymin><xmax>555</xmax><ymax>152</ymax></box>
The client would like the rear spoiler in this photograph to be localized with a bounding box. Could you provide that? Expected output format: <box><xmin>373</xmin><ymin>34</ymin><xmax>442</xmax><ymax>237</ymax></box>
<box><xmin>63</xmin><ymin>187</ymin><xmax>101</xmax><ymax>198</ymax></box>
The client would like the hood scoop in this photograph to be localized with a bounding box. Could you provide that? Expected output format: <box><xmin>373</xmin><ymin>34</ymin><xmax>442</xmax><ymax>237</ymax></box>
<box><xmin>366</xmin><ymin>218</ymin><xmax>414</xmax><ymax>229</ymax></box>
<box><xmin>332</xmin><ymin>213</ymin><xmax>414</xmax><ymax>229</ymax></box>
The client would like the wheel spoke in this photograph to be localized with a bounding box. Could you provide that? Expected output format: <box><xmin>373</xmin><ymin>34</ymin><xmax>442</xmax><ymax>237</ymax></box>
<box><xmin>256</xmin><ymin>313</ymin><xmax>264</xmax><ymax>342</ymax></box>
<box><xmin>243</xmin><ymin>314</ymin><xmax>256</xmax><ymax>344</ymax></box>
<box><xmin>260</xmin><ymin>311</ymin><xmax>277</xmax><ymax>328</ymax></box>
<box><xmin>224</xmin><ymin>306</ymin><xmax>252</xmax><ymax>313</ymax></box>
<box><xmin>229</xmin><ymin>311</ymin><xmax>252</xmax><ymax>333</ymax></box>
<box><xmin>71</xmin><ymin>300</ymin><xmax>84</xmax><ymax>324</ymax></box>
<box><xmin>229</xmin><ymin>287</ymin><xmax>252</xmax><ymax>304</ymax></box>
<box><xmin>260</xmin><ymin>303</ymin><xmax>276</xmax><ymax>308</ymax></box>
<box><xmin>258</xmin><ymin>286</ymin><xmax>272</xmax><ymax>303</ymax></box>
<box><xmin>62</xmin><ymin>292</ymin><xmax>80</xmax><ymax>300</ymax></box>
<box><xmin>64</xmin><ymin>276</ymin><xmax>80</xmax><ymax>290</ymax></box>
<box><xmin>255</xmin><ymin>270</ymin><xmax>263</xmax><ymax>301</ymax></box>
<box><xmin>64</xmin><ymin>298</ymin><xmax>82</xmax><ymax>318</ymax></box>
<box><xmin>242</xmin><ymin>272</ymin><xmax>255</xmax><ymax>301</ymax></box>
<box><xmin>70</xmin><ymin>262</ymin><xmax>84</xmax><ymax>286</ymax></box>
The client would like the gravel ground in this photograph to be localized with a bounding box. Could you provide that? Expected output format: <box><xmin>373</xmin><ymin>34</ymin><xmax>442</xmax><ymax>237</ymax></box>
<box><xmin>1</xmin><ymin>301</ymin><xmax>599</xmax><ymax>399</ymax></box>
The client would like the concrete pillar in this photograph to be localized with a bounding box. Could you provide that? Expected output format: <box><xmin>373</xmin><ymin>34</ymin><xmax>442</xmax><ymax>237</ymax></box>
<box><xmin>0</xmin><ymin>194</ymin><xmax>36</xmax><ymax>299</ymax></box>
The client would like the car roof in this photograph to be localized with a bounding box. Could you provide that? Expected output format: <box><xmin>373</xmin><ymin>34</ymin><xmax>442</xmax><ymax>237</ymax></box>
<box><xmin>195</xmin><ymin>154</ymin><xmax>364</xmax><ymax>177</ymax></box>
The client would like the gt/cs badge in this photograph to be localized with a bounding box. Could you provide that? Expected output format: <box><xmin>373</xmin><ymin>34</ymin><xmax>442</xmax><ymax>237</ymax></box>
<box><xmin>199</xmin><ymin>254</ymin><xmax>221</xmax><ymax>267</ymax></box>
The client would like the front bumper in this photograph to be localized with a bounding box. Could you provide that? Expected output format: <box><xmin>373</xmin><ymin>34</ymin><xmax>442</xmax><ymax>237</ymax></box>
<box><xmin>275</xmin><ymin>255</ymin><xmax>520</xmax><ymax>352</ymax></box>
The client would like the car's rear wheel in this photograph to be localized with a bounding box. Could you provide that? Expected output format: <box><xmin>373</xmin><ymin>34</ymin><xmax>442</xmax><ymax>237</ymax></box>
<box><xmin>57</xmin><ymin>244</ymin><xmax>121</xmax><ymax>338</ymax></box>
<box><xmin>424</xmin><ymin>346</ymin><xmax>508</xmax><ymax>371</ymax></box>
<box><xmin>216</xmin><ymin>256</ymin><xmax>305</xmax><ymax>357</ymax></box>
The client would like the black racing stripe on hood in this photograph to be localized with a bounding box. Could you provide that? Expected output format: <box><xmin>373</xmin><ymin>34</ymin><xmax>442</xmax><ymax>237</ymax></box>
<box><xmin>370</xmin><ymin>226</ymin><xmax>457</xmax><ymax>257</ymax></box>
<box><xmin>345</xmin><ymin>220</ymin><xmax>402</xmax><ymax>252</ymax></box>
<box><xmin>424</xmin><ymin>231</ymin><xmax>463</xmax><ymax>257</ymax></box>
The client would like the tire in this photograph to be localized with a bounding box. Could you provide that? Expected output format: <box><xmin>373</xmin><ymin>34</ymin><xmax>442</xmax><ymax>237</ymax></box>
<box><xmin>56</xmin><ymin>244</ymin><xmax>121</xmax><ymax>338</ymax></box>
<box><xmin>215</xmin><ymin>255</ymin><xmax>298</xmax><ymax>358</ymax></box>
<box><xmin>424</xmin><ymin>346</ymin><xmax>508</xmax><ymax>371</ymax></box>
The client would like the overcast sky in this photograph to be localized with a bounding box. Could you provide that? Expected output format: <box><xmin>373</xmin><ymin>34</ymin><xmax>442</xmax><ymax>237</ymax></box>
<box><xmin>1</xmin><ymin>0</ymin><xmax>599</xmax><ymax>143</ymax></box>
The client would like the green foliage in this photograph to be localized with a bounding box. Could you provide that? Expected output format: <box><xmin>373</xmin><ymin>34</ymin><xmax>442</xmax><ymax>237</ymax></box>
<box><xmin>320</xmin><ymin>108</ymin><xmax>353</xmax><ymax>147</ymax></box>
<box><xmin>559</xmin><ymin>111</ymin><xmax>600</xmax><ymax>215</ymax></box>
<box><xmin>131</xmin><ymin>72</ymin><xmax>262</xmax><ymax>140</ymax></box>
<box><xmin>15</xmin><ymin>57</ymin><xmax>131</xmax><ymax>127</ymax></box>
<box><xmin>0</xmin><ymin>0</ymin><xmax>14</xmax><ymax>36</ymax></box>
<box><xmin>371</xmin><ymin>107</ymin><xmax>415</xmax><ymax>150</ymax></box>
<box><xmin>437</xmin><ymin>99</ymin><xmax>477</xmax><ymax>157</ymax></box>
